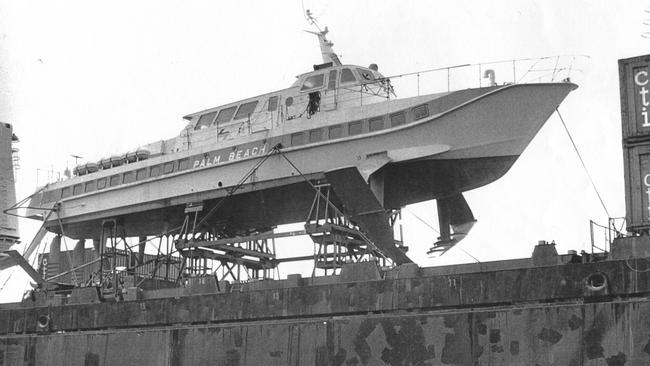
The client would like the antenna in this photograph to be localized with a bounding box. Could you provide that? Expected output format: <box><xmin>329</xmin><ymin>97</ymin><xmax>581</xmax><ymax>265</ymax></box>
<box><xmin>303</xmin><ymin>9</ymin><xmax>342</xmax><ymax>66</ymax></box>
<box><xmin>71</xmin><ymin>154</ymin><xmax>83</xmax><ymax>166</ymax></box>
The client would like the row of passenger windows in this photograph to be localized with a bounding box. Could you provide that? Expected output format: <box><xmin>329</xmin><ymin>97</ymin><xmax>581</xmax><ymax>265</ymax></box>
<box><xmin>45</xmin><ymin>158</ymin><xmax>192</xmax><ymax>203</ymax></box>
<box><xmin>287</xmin><ymin>104</ymin><xmax>427</xmax><ymax>146</ymax></box>
<box><xmin>195</xmin><ymin>97</ymin><xmax>279</xmax><ymax>131</ymax></box>
<box><xmin>47</xmin><ymin>104</ymin><xmax>428</xmax><ymax>203</ymax></box>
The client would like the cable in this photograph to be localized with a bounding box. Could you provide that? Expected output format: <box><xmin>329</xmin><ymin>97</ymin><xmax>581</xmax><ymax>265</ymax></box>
<box><xmin>556</xmin><ymin>108</ymin><xmax>611</xmax><ymax>218</ymax></box>
<box><xmin>404</xmin><ymin>206</ymin><xmax>439</xmax><ymax>234</ymax></box>
<box><xmin>405</xmin><ymin>206</ymin><xmax>480</xmax><ymax>263</ymax></box>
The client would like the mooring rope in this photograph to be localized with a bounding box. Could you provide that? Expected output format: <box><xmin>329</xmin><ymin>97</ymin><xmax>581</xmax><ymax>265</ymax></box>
<box><xmin>556</xmin><ymin>108</ymin><xmax>611</xmax><ymax>218</ymax></box>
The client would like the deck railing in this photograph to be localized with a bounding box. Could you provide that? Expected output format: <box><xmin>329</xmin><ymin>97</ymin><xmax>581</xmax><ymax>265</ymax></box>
<box><xmin>589</xmin><ymin>217</ymin><xmax>626</xmax><ymax>254</ymax></box>
<box><xmin>381</xmin><ymin>54</ymin><xmax>589</xmax><ymax>98</ymax></box>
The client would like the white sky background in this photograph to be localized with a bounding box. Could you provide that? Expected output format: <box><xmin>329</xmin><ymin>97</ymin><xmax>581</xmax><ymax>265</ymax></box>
<box><xmin>0</xmin><ymin>0</ymin><xmax>648</xmax><ymax>300</ymax></box>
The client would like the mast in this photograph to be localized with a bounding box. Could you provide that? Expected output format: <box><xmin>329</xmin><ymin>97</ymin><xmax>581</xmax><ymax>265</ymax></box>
<box><xmin>0</xmin><ymin>123</ymin><xmax>19</xmax><ymax>250</ymax></box>
<box><xmin>305</xmin><ymin>9</ymin><xmax>342</xmax><ymax>66</ymax></box>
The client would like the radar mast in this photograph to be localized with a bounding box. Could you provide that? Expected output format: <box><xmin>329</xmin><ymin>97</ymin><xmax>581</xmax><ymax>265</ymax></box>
<box><xmin>305</xmin><ymin>9</ymin><xmax>342</xmax><ymax>66</ymax></box>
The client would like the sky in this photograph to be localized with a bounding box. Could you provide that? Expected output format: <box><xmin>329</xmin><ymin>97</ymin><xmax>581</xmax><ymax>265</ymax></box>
<box><xmin>0</xmin><ymin>0</ymin><xmax>648</xmax><ymax>300</ymax></box>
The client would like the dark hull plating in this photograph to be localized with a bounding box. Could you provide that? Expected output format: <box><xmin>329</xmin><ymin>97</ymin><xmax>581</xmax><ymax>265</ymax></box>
<box><xmin>1</xmin><ymin>253</ymin><xmax>650</xmax><ymax>365</ymax></box>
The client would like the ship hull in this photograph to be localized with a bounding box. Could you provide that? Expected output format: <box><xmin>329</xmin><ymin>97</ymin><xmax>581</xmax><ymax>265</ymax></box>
<box><xmin>28</xmin><ymin>83</ymin><xmax>576</xmax><ymax>239</ymax></box>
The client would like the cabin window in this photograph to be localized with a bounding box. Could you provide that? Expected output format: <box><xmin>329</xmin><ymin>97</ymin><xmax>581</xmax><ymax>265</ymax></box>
<box><xmin>329</xmin><ymin>125</ymin><xmax>342</xmax><ymax>139</ymax></box>
<box><xmin>348</xmin><ymin>121</ymin><xmax>363</xmax><ymax>136</ymax></box>
<box><xmin>215</xmin><ymin>106</ymin><xmax>237</xmax><ymax>124</ymax></box>
<box><xmin>390</xmin><ymin>112</ymin><xmax>406</xmax><ymax>127</ymax></box>
<box><xmin>123</xmin><ymin>171</ymin><xmax>135</xmax><ymax>184</ymax></box>
<box><xmin>97</xmin><ymin>178</ymin><xmax>107</xmax><ymax>190</ymax></box>
<box><xmin>195</xmin><ymin>111</ymin><xmax>217</xmax><ymax>130</ymax></box>
<box><xmin>412</xmin><ymin>104</ymin><xmax>429</xmax><ymax>120</ymax></box>
<box><xmin>291</xmin><ymin>133</ymin><xmax>305</xmax><ymax>146</ymax></box>
<box><xmin>309</xmin><ymin>129</ymin><xmax>322</xmax><ymax>142</ymax></box>
<box><xmin>73</xmin><ymin>184</ymin><xmax>83</xmax><ymax>195</ymax></box>
<box><xmin>163</xmin><ymin>162</ymin><xmax>175</xmax><ymax>174</ymax></box>
<box><xmin>357</xmin><ymin>68</ymin><xmax>376</xmax><ymax>81</ymax></box>
<box><xmin>234</xmin><ymin>101</ymin><xmax>258</xmax><ymax>120</ymax></box>
<box><xmin>340</xmin><ymin>68</ymin><xmax>356</xmax><ymax>84</ymax></box>
<box><xmin>301</xmin><ymin>74</ymin><xmax>324</xmax><ymax>91</ymax></box>
<box><xmin>369</xmin><ymin>117</ymin><xmax>384</xmax><ymax>132</ymax></box>
<box><xmin>136</xmin><ymin>168</ymin><xmax>147</xmax><ymax>180</ymax></box>
<box><xmin>85</xmin><ymin>181</ymin><xmax>96</xmax><ymax>193</ymax></box>
<box><xmin>61</xmin><ymin>187</ymin><xmax>71</xmax><ymax>199</ymax></box>
<box><xmin>43</xmin><ymin>190</ymin><xmax>57</xmax><ymax>203</ymax></box>
<box><xmin>268</xmin><ymin>96</ymin><xmax>278</xmax><ymax>112</ymax></box>
<box><xmin>150</xmin><ymin>165</ymin><xmax>161</xmax><ymax>177</ymax></box>
<box><xmin>109</xmin><ymin>175</ymin><xmax>121</xmax><ymax>187</ymax></box>
<box><xmin>327</xmin><ymin>70</ymin><xmax>338</xmax><ymax>90</ymax></box>
<box><xmin>285</xmin><ymin>97</ymin><xmax>294</xmax><ymax>107</ymax></box>
<box><xmin>178</xmin><ymin>158</ymin><xmax>189</xmax><ymax>171</ymax></box>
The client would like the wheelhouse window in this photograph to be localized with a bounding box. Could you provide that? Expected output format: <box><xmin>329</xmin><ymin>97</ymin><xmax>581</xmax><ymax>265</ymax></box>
<box><xmin>327</xmin><ymin>70</ymin><xmax>338</xmax><ymax>90</ymax></box>
<box><xmin>215</xmin><ymin>106</ymin><xmax>237</xmax><ymax>125</ymax></box>
<box><xmin>340</xmin><ymin>68</ymin><xmax>356</xmax><ymax>84</ymax></box>
<box><xmin>194</xmin><ymin>111</ymin><xmax>217</xmax><ymax>130</ymax></box>
<box><xmin>268</xmin><ymin>96</ymin><xmax>278</xmax><ymax>112</ymax></box>
<box><xmin>97</xmin><ymin>178</ymin><xmax>107</xmax><ymax>190</ymax></box>
<box><xmin>357</xmin><ymin>68</ymin><xmax>376</xmax><ymax>81</ymax></box>
<box><xmin>301</xmin><ymin>74</ymin><xmax>325</xmax><ymax>91</ymax></box>
<box><xmin>234</xmin><ymin>101</ymin><xmax>258</xmax><ymax>120</ymax></box>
